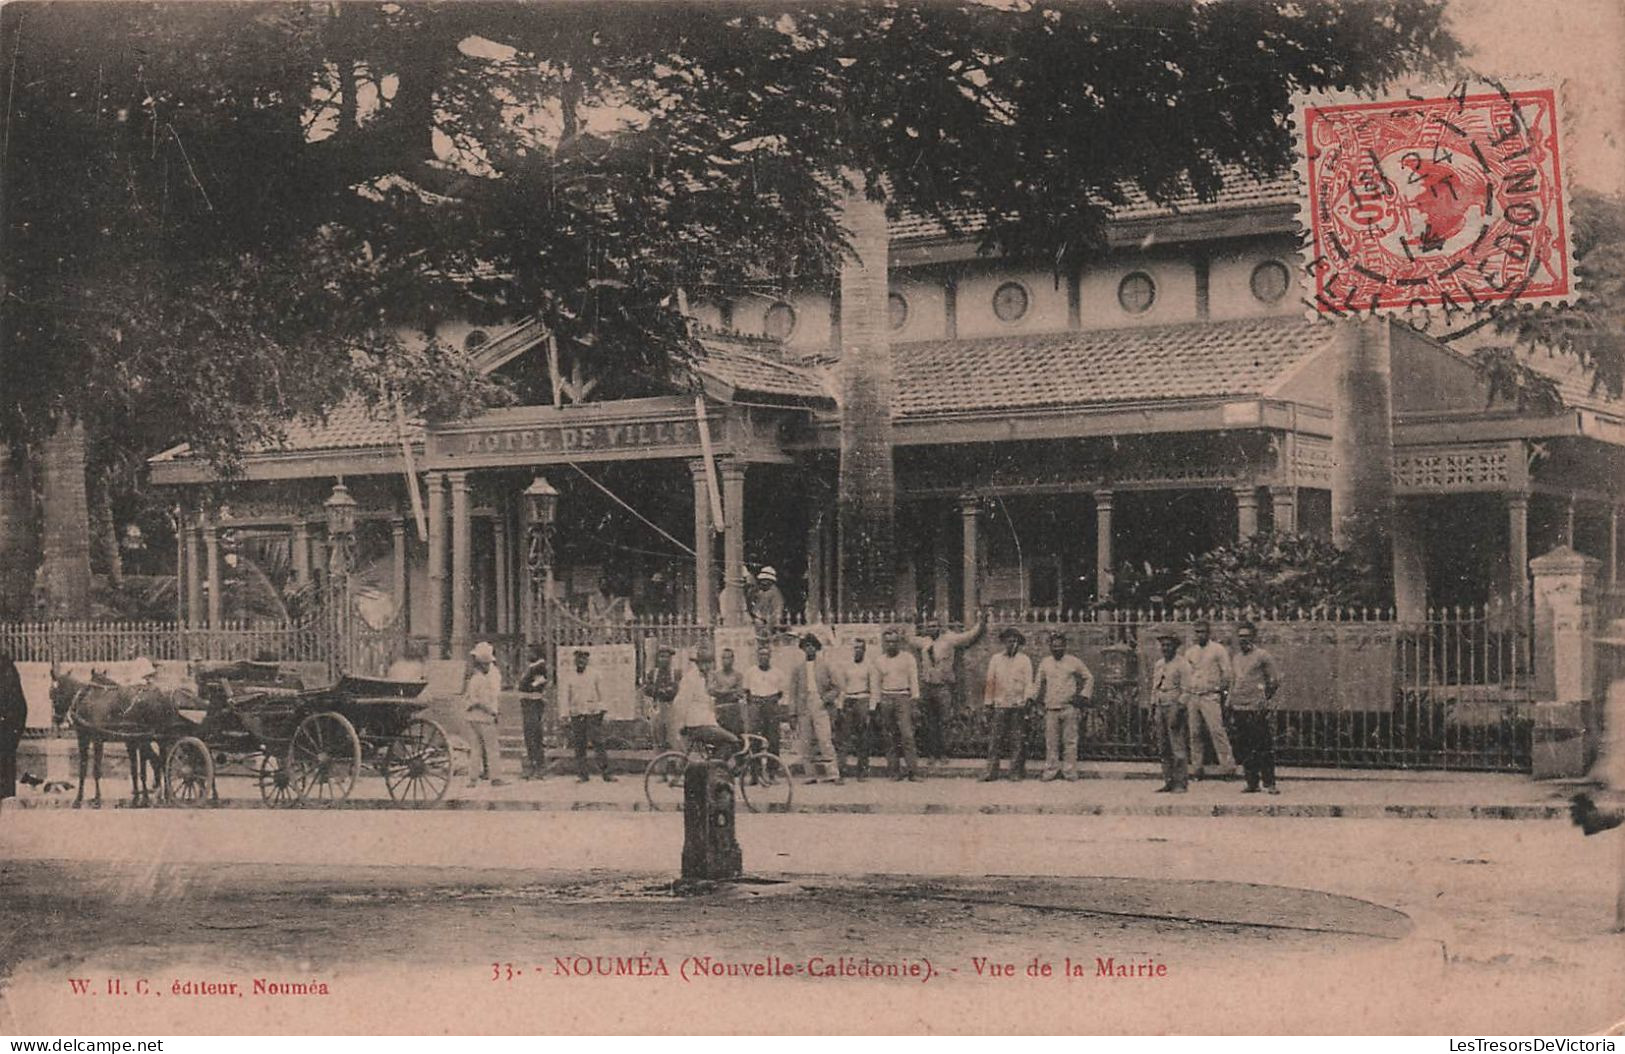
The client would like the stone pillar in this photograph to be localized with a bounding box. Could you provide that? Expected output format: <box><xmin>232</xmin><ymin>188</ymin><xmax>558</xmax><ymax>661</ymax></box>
<box><xmin>689</xmin><ymin>459</ymin><xmax>715</xmax><ymax>624</ymax></box>
<box><xmin>493</xmin><ymin>508</ymin><xmax>510</xmax><ymax>636</ymax></box>
<box><xmin>804</xmin><ymin>512</ymin><xmax>823</xmax><ymax>620</ymax></box>
<box><xmin>1392</xmin><ymin>500</ymin><xmax>1428</xmax><ymax>621</ymax></box>
<box><xmin>426</xmin><ymin>472</ymin><xmax>448</xmax><ymax>657</ymax></box>
<box><xmin>959</xmin><ymin>496</ymin><xmax>979</xmax><ymax>623</ymax></box>
<box><xmin>291</xmin><ymin>521</ymin><xmax>311</xmax><ymax>586</ymax></box>
<box><xmin>203</xmin><ymin>516</ymin><xmax>222</xmax><ymax>628</ymax></box>
<box><xmin>1233</xmin><ymin>485</ymin><xmax>1260</xmax><ymax>539</ymax></box>
<box><xmin>1610</xmin><ymin>505</ymin><xmax>1620</xmax><ymax>588</ymax></box>
<box><xmin>391</xmin><ymin>517</ymin><xmax>409</xmax><ymax>633</ymax></box>
<box><xmin>1508</xmin><ymin>492</ymin><xmax>1530</xmax><ymax>613</ymax></box>
<box><xmin>1330</xmin><ymin>318</ymin><xmax>1395</xmax><ymax>590</ymax></box>
<box><xmin>449</xmin><ymin>471</ymin><xmax>472</xmax><ymax>654</ymax></box>
<box><xmin>719</xmin><ymin>458</ymin><xmax>747</xmax><ymax>626</ymax></box>
<box><xmin>1270</xmin><ymin>486</ymin><xmax>1298</xmax><ymax>535</ymax></box>
<box><xmin>184</xmin><ymin>520</ymin><xmax>203</xmax><ymax>629</ymax></box>
<box><xmin>1094</xmin><ymin>490</ymin><xmax>1114</xmax><ymax>603</ymax></box>
<box><xmin>1530</xmin><ymin>547</ymin><xmax>1602</xmax><ymax>779</ymax></box>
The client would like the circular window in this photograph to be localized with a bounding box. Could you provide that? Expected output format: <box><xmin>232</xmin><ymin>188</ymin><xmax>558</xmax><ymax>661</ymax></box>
<box><xmin>888</xmin><ymin>292</ymin><xmax>909</xmax><ymax>332</ymax></box>
<box><xmin>1250</xmin><ymin>259</ymin><xmax>1291</xmax><ymax>303</ymax></box>
<box><xmin>992</xmin><ymin>282</ymin><xmax>1030</xmax><ymax>323</ymax></box>
<box><xmin>1118</xmin><ymin>272</ymin><xmax>1156</xmax><ymax>314</ymax></box>
<box><xmin>763</xmin><ymin>301</ymin><xmax>796</xmax><ymax>340</ymax></box>
<box><xmin>462</xmin><ymin>329</ymin><xmax>490</xmax><ymax>352</ymax></box>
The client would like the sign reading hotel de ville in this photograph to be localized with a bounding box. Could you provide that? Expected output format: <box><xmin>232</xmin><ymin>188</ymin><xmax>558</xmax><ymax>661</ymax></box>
<box><xmin>426</xmin><ymin>405</ymin><xmax>725</xmax><ymax>468</ymax></box>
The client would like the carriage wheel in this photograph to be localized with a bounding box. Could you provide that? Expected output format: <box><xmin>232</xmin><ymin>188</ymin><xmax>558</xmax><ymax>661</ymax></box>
<box><xmin>257</xmin><ymin>752</ymin><xmax>299</xmax><ymax>807</ymax></box>
<box><xmin>383</xmin><ymin>718</ymin><xmax>452</xmax><ymax>804</ymax></box>
<box><xmin>163</xmin><ymin>737</ymin><xmax>214</xmax><ymax>807</ymax></box>
<box><xmin>288</xmin><ymin>712</ymin><xmax>360</xmax><ymax>805</ymax></box>
<box><xmin>738</xmin><ymin>752</ymin><xmax>794</xmax><ymax>814</ymax></box>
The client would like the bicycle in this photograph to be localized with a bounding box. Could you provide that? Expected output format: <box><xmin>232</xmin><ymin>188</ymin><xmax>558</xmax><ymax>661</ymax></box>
<box><xmin>643</xmin><ymin>732</ymin><xmax>794</xmax><ymax>814</ymax></box>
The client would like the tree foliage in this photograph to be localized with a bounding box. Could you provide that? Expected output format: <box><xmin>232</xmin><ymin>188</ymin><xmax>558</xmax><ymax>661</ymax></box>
<box><xmin>1173</xmin><ymin>533</ymin><xmax>1380</xmax><ymax>612</ymax></box>
<box><xmin>1490</xmin><ymin>190</ymin><xmax>1625</xmax><ymax>400</ymax></box>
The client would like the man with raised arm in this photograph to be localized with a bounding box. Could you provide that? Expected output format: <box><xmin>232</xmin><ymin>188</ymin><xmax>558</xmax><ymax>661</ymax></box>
<box><xmin>910</xmin><ymin>612</ymin><xmax>988</xmax><ymax>767</ymax></box>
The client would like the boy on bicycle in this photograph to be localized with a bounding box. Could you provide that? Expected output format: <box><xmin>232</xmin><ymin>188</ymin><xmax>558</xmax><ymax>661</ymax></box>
<box><xmin>673</xmin><ymin>645</ymin><xmax>740</xmax><ymax>755</ymax></box>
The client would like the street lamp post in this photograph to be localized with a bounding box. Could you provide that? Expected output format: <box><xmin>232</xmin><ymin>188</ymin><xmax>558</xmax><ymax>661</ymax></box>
<box><xmin>325</xmin><ymin>480</ymin><xmax>359</xmax><ymax>675</ymax></box>
<box><xmin>522</xmin><ymin>476</ymin><xmax>559</xmax><ymax>649</ymax></box>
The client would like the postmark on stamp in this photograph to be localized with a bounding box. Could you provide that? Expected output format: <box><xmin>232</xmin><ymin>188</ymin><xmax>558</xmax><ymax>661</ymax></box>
<box><xmin>1293</xmin><ymin>80</ymin><xmax>1572</xmax><ymax>320</ymax></box>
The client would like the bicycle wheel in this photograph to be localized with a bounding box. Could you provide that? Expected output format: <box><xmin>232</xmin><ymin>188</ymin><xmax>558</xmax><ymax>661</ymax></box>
<box><xmin>738</xmin><ymin>752</ymin><xmax>793</xmax><ymax>814</ymax></box>
<box><xmin>643</xmin><ymin>750</ymin><xmax>691</xmax><ymax>811</ymax></box>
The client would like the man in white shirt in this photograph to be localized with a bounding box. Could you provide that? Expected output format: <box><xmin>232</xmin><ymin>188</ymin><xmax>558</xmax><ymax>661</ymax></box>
<box><xmin>461</xmin><ymin>641</ymin><xmax>506</xmax><ymax>787</ymax></box>
<box><xmin>982</xmin><ymin>627</ymin><xmax>1035</xmax><ymax>781</ymax></box>
<box><xmin>1033</xmin><ymin>631</ymin><xmax>1094</xmax><ymax>781</ymax></box>
<box><xmin>560</xmin><ymin>648</ymin><xmax>616</xmax><ymax>783</ymax></box>
<box><xmin>834</xmin><ymin>638</ymin><xmax>878</xmax><ymax>781</ymax></box>
<box><xmin>743</xmin><ymin>643</ymin><xmax>789</xmax><ymax>759</ymax></box>
<box><xmin>672</xmin><ymin>646</ymin><xmax>739</xmax><ymax>754</ymax></box>
<box><xmin>1183</xmin><ymin>620</ymin><xmax>1238</xmax><ymax>779</ymax></box>
<box><xmin>873</xmin><ymin>628</ymin><xmax>923</xmax><ymax>781</ymax></box>
<box><xmin>910</xmin><ymin>613</ymin><xmax>988</xmax><ymax>766</ymax></box>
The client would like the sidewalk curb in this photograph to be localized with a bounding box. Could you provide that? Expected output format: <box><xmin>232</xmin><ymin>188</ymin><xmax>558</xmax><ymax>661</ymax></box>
<box><xmin>2</xmin><ymin>796</ymin><xmax>1569</xmax><ymax>821</ymax></box>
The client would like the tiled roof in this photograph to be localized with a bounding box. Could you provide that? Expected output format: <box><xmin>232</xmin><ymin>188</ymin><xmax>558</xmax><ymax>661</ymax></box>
<box><xmin>1519</xmin><ymin>346</ymin><xmax>1624</xmax><ymax>417</ymax></box>
<box><xmin>693</xmin><ymin>334</ymin><xmax>832</xmax><ymax>403</ymax></box>
<box><xmin>272</xmin><ymin>399</ymin><xmax>422</xmax><ymax>452</ymax></box>
<box><xmin>889</xmin><ymin>166</ymin><xmax>1294</xmax><ymax>242</ymax></box>
<box><xmin>892</xmin><ymin>316</ymin><xmax>1331</xmax><ymax>418</ymax></box>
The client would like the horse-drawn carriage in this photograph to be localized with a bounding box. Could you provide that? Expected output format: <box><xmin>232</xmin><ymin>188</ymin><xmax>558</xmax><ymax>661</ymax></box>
<box><xmin>55</xmin><ymin>661</ymin><xmax>453</xmax><ymax>807</ymax></box>
<box><xmin>171</xmin><ymin>662</ymin><xmax>455</xmax><ymax>806</ymax></box>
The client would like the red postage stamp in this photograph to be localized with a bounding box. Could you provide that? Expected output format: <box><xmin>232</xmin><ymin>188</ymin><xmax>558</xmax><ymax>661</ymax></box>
<box><xmin>1294</xmin><ymin>82</ymin><xmax>1572</xmax><ymax>318</ymax></box>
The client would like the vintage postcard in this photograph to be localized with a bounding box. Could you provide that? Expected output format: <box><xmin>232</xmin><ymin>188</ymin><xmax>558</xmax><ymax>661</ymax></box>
<box><xmin>1</xmin><ymin>0</ymin><xmax>1622</xmax><ymax>1038</ymax></box>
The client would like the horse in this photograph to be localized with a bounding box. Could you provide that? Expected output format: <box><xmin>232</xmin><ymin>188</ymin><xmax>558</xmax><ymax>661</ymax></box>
<box><xmin>49</xmin><ymin>665</ymin><xmax>171</xmax><ymax>808</ymax></box>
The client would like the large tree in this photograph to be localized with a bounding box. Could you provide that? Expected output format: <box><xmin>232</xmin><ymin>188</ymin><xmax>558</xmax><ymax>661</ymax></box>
<box><xmin>2</xmin><ymin>1</ymin><xmax>1462</xmax><ymax>616</ymax></box>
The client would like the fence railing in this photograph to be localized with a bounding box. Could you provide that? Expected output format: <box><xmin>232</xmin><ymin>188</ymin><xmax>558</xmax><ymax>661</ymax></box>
<box><xmin>5</xmin><ymin>602</ymin><xmax>1534</xmax><ymax>771</ymax></box>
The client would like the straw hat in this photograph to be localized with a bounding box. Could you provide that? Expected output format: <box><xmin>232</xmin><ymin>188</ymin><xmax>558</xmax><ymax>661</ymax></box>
<box><xmin>757</xmin><ymin>566</ymin><xmax>778</xmax><ymax>583</ymax></box>
<box><xmin>470</xmin><ymin>641</ymin><xmax>496</xmax><ymax>663</ymax></box>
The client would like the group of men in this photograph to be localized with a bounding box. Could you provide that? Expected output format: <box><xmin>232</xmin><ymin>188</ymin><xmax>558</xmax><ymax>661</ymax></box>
<box><xmin>494</xmin><ymin>613</ymin><xmax>1283</xmax><ymax>792</ymax></box>
<box><xmin>1149</xmin><ymin>619</ymin><xmax>1283</xmax><ymax>794</ymax></box>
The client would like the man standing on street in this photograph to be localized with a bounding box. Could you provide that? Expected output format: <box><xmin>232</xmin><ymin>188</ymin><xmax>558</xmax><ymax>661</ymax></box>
<box><xmin>640</xmin><ymin>644</ymin><xmax>681</xmax><ymax>750</ymax></box>
<box><xmin>1229</xmin><ymin>621</ymin><xmax>1283</xmax><ymax>794</ymax></box>
<box><xmin>982</xmin><ymin>627</ymin><xmax>1034</xmax><ymax>781</ymax></box>
<box><xmin>835</xmin><ymin>637</ymin><xmax>878</xmax><ymax>781</ymax></box>
<box><xmin>910</xmin><ymin>612</ymin><xmax>987</xmax><ymax>766</ymax></box>
<box><xmin>873</xmin><ymin>628</ymin><xmax>923</xmax><ymax>782</ymax></box>
<box><xmin>462</xmin><ymin>641</ymin><xmax>505</xmax><ymax>788</ymax></box>
<box><xmin>1150</xmin><ymin>632</ymin><xmax>1190</xmax><ymax>793</ymax></box>
<box><xmin>516</xmin><ymin>644</ymin><xmax>549</xmax><ymax>780</ymax></box>
<box><xmin>709</xmin><ymin>647</ymin><xmax>746</xmax><ymax>737</ymax></box>
<box><xmin>1033</xmin><ymin>631</ymin><xmax>1093</xmax><ymax>782</ymax></box>
<box><xmin>1184</xmin><ymin>619</ymin><xmax>1237</xmax><ymax>779</ymax></box>
<box><xmin>743</xmin><ymin>643</ymin><xmax>789</xmax><ymax>760</ymax></box>
<box><xmin>561</xmin><ymin>648</ymin><xmax>616</xmax><ymax>783</ymax></box>
<box><xmin>790</xmin><ymin>634</ymin><xmax>843</xmax><ymax>784</ymax></box>
<box><xmin>1</xmin><ymin>652</ymin><xmax>27</xmax><ymax>802</ymax></box>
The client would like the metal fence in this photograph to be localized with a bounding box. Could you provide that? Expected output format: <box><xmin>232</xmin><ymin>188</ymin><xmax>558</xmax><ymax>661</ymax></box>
<box><xmin>531</xmin><ymin>604</ymin><xmax>1533</xmax><ymax>772</ymax></box>
<box><xmin>3</xmin><ymin>602</ymin><xmax>1534</xmax><ymax>771</ymax></box>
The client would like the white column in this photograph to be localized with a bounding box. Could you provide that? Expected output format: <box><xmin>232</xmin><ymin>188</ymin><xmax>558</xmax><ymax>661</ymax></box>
<box><xmin>1094</xmin><ymin>490</ymin><xmax>1114</xmax><ymax>602</ymax></box>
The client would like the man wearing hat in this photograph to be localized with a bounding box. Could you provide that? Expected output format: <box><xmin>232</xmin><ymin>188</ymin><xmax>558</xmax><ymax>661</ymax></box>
<box><xmin>1150</xmin><ymin>632</ymin><xmax>1191</xmax><ymax>793</ymax></box>
<box><xmin>909</xmin><ymin>612</ymin><xmax>988</xmax><ymax>767</ymax></box>
<box><xmin>462</xmin><ymin>642</ymin><xmax>505</xmax><ymax>787</ymax></box>
<box><xmin>640</xmin><ymin>644</ymin><xmax>682</xmax><ymax>751</ymax></box>
<box><xmin>750</xmin><ymin>566</ymin><xmax>786</xmax><ymax>636</ymax></box>
<box><xmin>982</xmin><ymin>628</ymin><xmax>1035</xmax><ymax>781</ymax></box>
<box><xmin>671</xmin><ymin>645</ymin><xmax>740</xmax><ymax>754</ymax></box>
<box><xmin>789</xmin><ymin>633</ymin><xmax>842</xmax><ymax>783</ymax></box>
<box><xmin>561</xmin><ymin>648</ymin><xmax>616</xmax><ymax>783</ymax></box>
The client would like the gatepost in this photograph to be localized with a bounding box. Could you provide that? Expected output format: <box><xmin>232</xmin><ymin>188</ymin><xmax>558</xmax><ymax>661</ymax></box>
<box><xmin>1529</xmin><ymin>547</ymin><xmax>1602</xmax><ymax>779</ymax></box>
